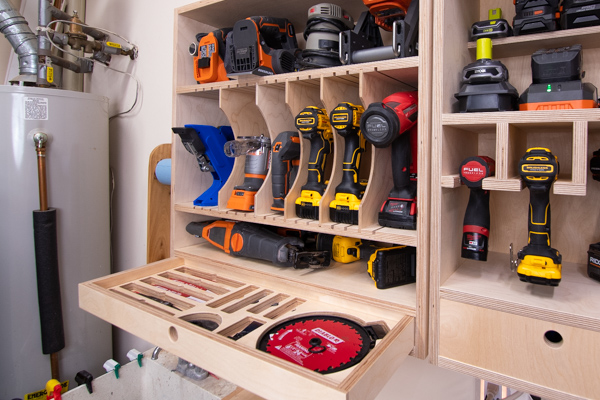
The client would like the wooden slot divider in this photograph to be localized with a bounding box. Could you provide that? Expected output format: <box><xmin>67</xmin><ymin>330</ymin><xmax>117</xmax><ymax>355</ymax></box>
<box><xmin>263</xmin><ymin>298</ymin><xmax>307</xmax><ymax>320</ymax></box>
<box><xmin>221</xmin><ymin>289</ymin><xmax>274</xmax><ymax>314</ymax></box>
<box><xmin>160</xmin><ymin>271</ymin><xmax>232</xmax><ymax>296</ymax></box>
<box><xmin>109</xmin><ymin>286</ymin><xmax>177</xmax><ymax>317</ymax></box>
<box><xmin>246</xmin><ymin>294</ymin><xmax>291</xmax><ymax>315</ymax></box>
<box><xmin>174</xmin><ymin>266</ymin><xmax>245</xmax><ymax>288</ymax></box>
<box><xmin>123</xmin><ymin>281</ymin><xmax>197</xmax><ymax>311</ymax></box>
<box><xmin>217</xmin><ymin>317</ymin><xmax>265</xmax><ymax>340</ymax></box>
<box><xmin>206</xmin><ymin>285</ymin><xmax>260</xmax><ymax>309</ymax></box>
<box><xmin>141</xmin><ymin>276</ymin><xmax>213</xmax><ymax>303</ymax></box>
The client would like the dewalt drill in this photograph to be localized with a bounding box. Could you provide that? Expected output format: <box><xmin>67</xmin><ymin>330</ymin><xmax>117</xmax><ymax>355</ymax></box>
<box><xmin>360</xmin><ymin>91</ymin><xmax>418</xmax><ymax>230</ymax></box>
<box><xmin>225</xmin><ymin>135</ymin><xmax>271</xmax><ymax>211</ymax></box>
<box><xmin>329</xmin><ymin>102</ymin><xmax>366</xmax><ymax>224</ymax></box>
<box><xmin>514</xmin><ymin>148</ymin><xmax>562</xmax><ymax>286</ymax></box>
<box><xmin>271</xmin><ymin>131</ymin><xmax>301</xmax><ymax>212</ymax></box>
<box><xmin>295</xmin><ymin>106</ymin><xmax>334</xmax><ymax>219</ymax></box>
<box><xmin>186</xmin><ymin>220</ymin><xmax>331</xmax><ymax>269</ymax></box>
<box><xmin>316</xmin><ymin>234</ymin><xmax>416</xmax><ymax>288</ymax></box>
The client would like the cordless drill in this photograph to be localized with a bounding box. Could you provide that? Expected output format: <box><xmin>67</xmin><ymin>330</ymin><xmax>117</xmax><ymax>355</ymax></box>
<box><xmin>192</xmin><ymin>28</ymin><xmax>232</xmax><ymax>84</ymax></box>
<box><xmin>316</xmin><ymin>234</ymin><xmax>416</xmax><ymax>288</ymax></box>
<box><xmin>515</xmin><ymin>148</ymin><xmax>562</xmax><ymax>286</ymax></box>
<box><xmin>271</xmin><ymin>131</ymin><xmax>301</xmax><ymax>212</ymax></box>
<box><xmin>459</xmin><ymin>156</ymin><xmax>495</xmax><ymax>261</ymax></box>
<box><xmin>225</xmin><ymin>135</ymin><xmax>271</xmax><ymax>211</ymax></box>
<box><xmin>172</xmin><ymin>125</ymin><xmax>235</xmax><ymax>207</ymax></box>
<box><xmin>360</xmin><ymin>91</ymin><xmax>418</xmax><ymax>230</ymax></box>
<box><xmin>224</xmin><ymin>16</ymin><xmax>299</xmax><ymax>76</ymax></box>
<box><xmin>186</xmin><ymin>220</ymin><xmax>331</xmax><ymax>269</ymax></box>
<box><xmin>329</xmin><ymin>102</ymin><xmax>366</xmax><ymax>224</ymax></box>
<box><xmin>295</xmin><ymin>106</ymin><xmax>334</xmax><ymax>219</ymax></box>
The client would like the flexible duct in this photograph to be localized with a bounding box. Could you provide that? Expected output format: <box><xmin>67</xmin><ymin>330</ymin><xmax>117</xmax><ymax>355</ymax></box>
<box><xmin>0</xmin><ymin>0</ymin><xmax>38</xmax><ymax>76</ymax></box>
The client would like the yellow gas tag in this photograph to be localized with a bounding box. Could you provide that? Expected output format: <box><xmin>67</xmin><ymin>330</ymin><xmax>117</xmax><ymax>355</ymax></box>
<box><xmin>106</xmin><ymin>41</ymin><xmax>122</xmax><ymax>48</ymax></box>
<box><xmin>24</xmin><ymin>380</ymin><xmax>69</xmax><ymax>400</ymax></box>
<box><xmin>47</xmin><ymin>66</ymin><xmax>54</xmax><ymax>83</ymax></box>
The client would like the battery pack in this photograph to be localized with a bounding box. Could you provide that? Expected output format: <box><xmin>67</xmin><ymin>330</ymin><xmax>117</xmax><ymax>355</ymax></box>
<box><xmin>368</xmin><ymin>246</ymin><xmax>416</xmax><ymax>289</ymax></box>
<box><xmin>561</xmin><ymin>0</ymin><xmax>600</xmax><ymax>29</ymax></box>
<box><xmin>470</xmin><ymin>19</ymin><xmax>512</xmax><ymax>41</ymax></box>
<box><xmin>588</xmin><ymin>242</ymin><xmax>600</xmax><ymax>282</ymax></box>
<box><xmin>513</xmin><ymin>2</ymin><xmax>560</xmax><ymax>36</ymax></box>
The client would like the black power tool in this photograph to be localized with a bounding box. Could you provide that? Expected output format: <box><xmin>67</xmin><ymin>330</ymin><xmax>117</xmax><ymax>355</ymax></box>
<box><xmin>513</xmin><ymin>0</ymin><xmax>560</xmax><ymax>36</ymax></box>
<box><xmin>270</xmin><ymin>131</ymin><xmax>301</xmax><ymax>212</ymax></box>
<box><xmin>561</xmin><ymin>0</ymin><xmax>600</xmax><ymax>29</ymax></box>
<box><xmin>224</xmin><ymin>16</ymin><xmax>299</xmax><ymax>76</ymax></box>
<box><xmin>360</xmin><ymin>91</ymin><xmax>418</xmax><ymax>230</ymax></box>
<box><xmin>459</xmin><ymin>156</ymin><xmax>495</xmax><ymax>261</ymax></box>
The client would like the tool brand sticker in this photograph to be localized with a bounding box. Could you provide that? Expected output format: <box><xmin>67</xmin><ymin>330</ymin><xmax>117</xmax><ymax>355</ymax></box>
<box><xmin>461</xmin><ymin>160</ymin><xmax>487</xmax><ymax>182</ymax></box>
<box><xmin>312</xmin><ymin>327</ymin><xmax>344</xmax><ymax>344</ymax></box>
<box><xmin>24</xmin><ymin>97</ymin><xmax>48</xmax><ymax>120</ymax></box>
<box><xmin>522</xmin><ymin>164</ymin><xmax>554</xmax><ymax>173</ymax></box>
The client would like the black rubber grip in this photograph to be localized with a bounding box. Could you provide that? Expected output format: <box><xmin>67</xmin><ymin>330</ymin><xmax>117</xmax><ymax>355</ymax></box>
<box><xmin>388</xmin><ymin>134</ymin><xmax>414</xmax><ymax>199</ymax></box>
<box><xmin>302</xmin><ymin>132</ymin><xmax>331</xmax><ymax>194</ymax></box>
<box><xmin>335</xmin><ymin>131</ymin><xmax>364</xmax><ymax>197</ymax></box>
<box><xmin>528</xmin><ymin>188</ymin><xmax>552</xmax><ymax>246</ymax></box>
<box><xmin>33</xmin><ymin>209</ymin><xmax>65</xmax><ymax>354</ymax></box>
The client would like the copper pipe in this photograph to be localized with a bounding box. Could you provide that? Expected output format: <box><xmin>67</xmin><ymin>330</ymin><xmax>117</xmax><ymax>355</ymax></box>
<box><xmin>50</xmin><ymin>353</ymin><xmax>60</xmax><ymax>380</ymax></box>
<box><xmin>34</xmin><ymin>132</ymin><xmax>49</xmax><ymax>211</ymax></box>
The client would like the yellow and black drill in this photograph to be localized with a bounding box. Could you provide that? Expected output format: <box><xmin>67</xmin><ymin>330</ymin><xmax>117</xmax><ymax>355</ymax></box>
<box><xmin>329</xmin><ymin>102</ymin><xmax>367</xmax><ymax>224</ymax></box>
<box><xmin>514</xmin><ymin>147</ymin><xmax>562</xmax><ymax>286</ymax></box>
<box><xmin>294</xmin><ymin>106</ymin><xmax>334</xmax><ymax>219</ymax></box>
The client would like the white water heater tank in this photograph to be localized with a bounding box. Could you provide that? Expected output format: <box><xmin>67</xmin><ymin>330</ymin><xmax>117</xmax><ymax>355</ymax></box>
<box><xmin>0</xmin><ymin>85</ymin><xmax>112</xmax><ymax>399</ymax></box>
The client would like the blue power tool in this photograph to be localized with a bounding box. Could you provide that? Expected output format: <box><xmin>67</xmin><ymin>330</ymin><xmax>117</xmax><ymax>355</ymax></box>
<box><xmin>172</xmin><ymin>125</ymin><xmax>235</xmax><ymax>206</ymax></box>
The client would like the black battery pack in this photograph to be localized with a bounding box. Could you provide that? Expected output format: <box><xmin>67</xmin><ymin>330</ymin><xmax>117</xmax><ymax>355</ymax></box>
<box><xmin>561</xmin><ymin>0</ymin><xmax>600</xmax><ymax>29</ymax></box>
<box><xmin>368</xmin><ymin>246</ymin><xmax>416</xmax><ymax>289</ymax></box>
<box><xmin>588</xmin><ymin>242</ymin><xmax>600</xmax><ymax>282</ymax></box>
<box><xmin>513</xmin><ymin>1</ymin><xmax>560</xmax><ymax>35</ymax></box>
<box><xmin>296</xmin><ymin>203</ymin><xmax>319</xmax><ymax>219</ymax></box>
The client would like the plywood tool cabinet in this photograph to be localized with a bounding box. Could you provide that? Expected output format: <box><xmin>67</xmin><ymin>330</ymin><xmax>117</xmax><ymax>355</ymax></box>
<box><xmin>430</xmin><ymin>1</ymin><xmax>600</xmax><ymax>399</ymax></box>
<box><xmin>79</xmin><ymin>0</ymin><xmax>433</xmax><ymax>399</ymax></box>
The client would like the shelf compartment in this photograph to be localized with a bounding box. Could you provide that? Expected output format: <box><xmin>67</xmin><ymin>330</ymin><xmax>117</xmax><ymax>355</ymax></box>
<box><xmin>80</xmin><ymin>256</ymin><xmax>415</xmax><ymax>400</ymax></box>
<box><xmin>439</xmin><ymin>299</ymin><xmax>600</xmax><ymax>400</ymax></box>
<box><xmin>175</xmin><ymin>202</ymin><xmax>419</xmax><ymax>247</ymax></box>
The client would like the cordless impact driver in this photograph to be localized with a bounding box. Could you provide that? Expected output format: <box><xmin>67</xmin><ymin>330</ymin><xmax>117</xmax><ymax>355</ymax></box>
<box><xmin>329</xmin><ymin>102</ymin><xmax>367</xmax><ymax>224</ymax></box>
<box><xmin>225</xmin><ymin>135</ymin><xmax>271</xmax><ymax>211</ymax></box>
<box><xmin>460</xmin><ymin>156</ymin><xmax>495</xmax><ymax>261</ymax></box>
<box><xmin>186</xmin><ymin>220</ymin><xmax>331</xmax><ymax>269</ymax></box>
<box><xmin>271</xmin><ymin>131</ymin><xmax>301</xmax><ymax>212</ymax></box>
<box><xmin>515</xmin><ymin>148</ymin><xmax>562</xmax><ymax>286</ymax></box>
<box><xmin>295</xmin><ymin>106</ymin><xmax>334</xmax><ymax>219</ymax></box>
<box><xmin>360</xmin><ymin>91</ymin><xmax>418</xmax><ymax>230</ymax></box>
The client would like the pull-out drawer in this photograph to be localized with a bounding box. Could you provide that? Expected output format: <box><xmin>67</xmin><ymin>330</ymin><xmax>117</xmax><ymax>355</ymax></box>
<box><xmin>439</xmin><ymin>299</ymin><xmax>600</xmax><ymax>400</ymax></box>
<box><xmin>79</xmin><ymin>256</ymin><xmax>415</xmax><ymax>400</ymax></box>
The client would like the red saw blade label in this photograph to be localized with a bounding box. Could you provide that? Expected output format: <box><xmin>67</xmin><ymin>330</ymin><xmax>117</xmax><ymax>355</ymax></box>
<box><xmin>257</xmin><ymin>316</ymin><xmax>374</xmax><ymax>374</ymax></box>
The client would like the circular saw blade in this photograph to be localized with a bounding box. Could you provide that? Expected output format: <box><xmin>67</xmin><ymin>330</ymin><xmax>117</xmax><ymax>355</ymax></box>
<box><xmin>256</xmin><ymin>315</ymin><xmax>374</xmax><ymax>374</ymax></box>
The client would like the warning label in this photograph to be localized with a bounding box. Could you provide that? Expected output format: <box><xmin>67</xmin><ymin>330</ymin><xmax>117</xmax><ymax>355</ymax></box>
<box><xmin>24</xmin><ymin>97</ymin><xmax>49</xmax><ymax>120</ymax></box>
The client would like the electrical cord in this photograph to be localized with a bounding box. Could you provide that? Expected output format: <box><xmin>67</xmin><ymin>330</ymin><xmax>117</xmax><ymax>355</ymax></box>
<box><xmin>42</xmin><ymin>20</ymin><xmax>140</xmax><ymax>119</ymax></box>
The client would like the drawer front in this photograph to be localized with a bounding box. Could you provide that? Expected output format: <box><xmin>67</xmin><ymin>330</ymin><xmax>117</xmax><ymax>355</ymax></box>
<box><xmin>80</xmin><ymin>257</ymin><xmax>415</xmax><ymax>400</ymax></box>
<box><xmin>439</xmin><ymin>299</ymin><xmax>600</xmax><ymax>399</ymax></box>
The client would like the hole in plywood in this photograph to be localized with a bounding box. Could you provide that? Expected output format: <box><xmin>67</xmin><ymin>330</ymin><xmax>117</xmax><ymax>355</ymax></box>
<box><xmin>181</xmin><ymin>313</ymin><xmax>222</xmax><ymax>332</ymax></box>
<box><xmin>221</xmin><ymin>289</ymin><xmax>274</xmax><ymax>314</ymax></box>
<box><xmin>218</xmin><ymin>317</ymin><xmax>264</xmax><ymax>341</ymax></box>
<box><xmin>169</xmin><ymin>326</ymin><xmax>179</xmax><ymax>342</ymax></box>
<box><xmin>544</xmin><ymin>330</ymin><xmax>564</xmax><ymax>348</ymax></box>
<box><xmin>206</xmin><ymin>286</ymin><xmax>259</xmax><ymax>309</ymax></box>
<box><xmin>247</xmin><ymin>294</ymin><xmax>290</xmax><ymax>314</ymax></box>
<box><xmin>263</xmin><ymin>298</ymin><xmax>306</xmax><ymax>319</ymax></box>
<box><xmin>141</xmin><ymin>277</ymin><xmax>212</xmax><ymax>303</ymax></box>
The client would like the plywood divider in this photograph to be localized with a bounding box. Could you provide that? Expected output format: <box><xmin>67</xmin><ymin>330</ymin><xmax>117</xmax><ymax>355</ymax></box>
<box><xmin>319</xmin><ymin>76</ymin><xmax>362</xmax><ymax>226</ymax></box>
<box><xmin>255</xmin><ymin>84</ymin><xmax>295</xmax><ymax>217</ymax></box>
<box><xmin>218</xmin><ymin>88</ymin><xmax>268</xmax><ymax>213</ymax></box>
<box><xmin>284</xmin><ymin>80</ymin><xmax>323</xmax><ymax>220</ymax></box>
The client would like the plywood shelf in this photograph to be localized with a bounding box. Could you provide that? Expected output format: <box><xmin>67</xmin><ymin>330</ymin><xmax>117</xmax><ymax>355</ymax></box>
<box><xmin>466</xmin><ymin>25</ymin><xmax>600</xmax><ymax>59</ymax></box>
<box><xmin>440</xmin><ymin>251</ymin><xmax>600</xmax><ymax>332</ymax></box>
<box><xmin>174</xmin><ymin>202</ymin><xmax>419</xmax><ymax>247</ymax></box>
<box><xmin>442</xmin><ymin>109</ymin><xmax>600</xmax><ymax>126</ymax></box>
<box><xmin>175</xmin><ymin>242</ymin><xmax>418</xmax><ymax>314</ymax></box>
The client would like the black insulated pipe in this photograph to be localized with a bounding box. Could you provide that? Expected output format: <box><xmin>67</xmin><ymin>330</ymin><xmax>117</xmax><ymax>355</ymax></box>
<box><xmin>33</xmin><ymin>208</ymin><xmax>65</xmax><ymax>355</ymax></box>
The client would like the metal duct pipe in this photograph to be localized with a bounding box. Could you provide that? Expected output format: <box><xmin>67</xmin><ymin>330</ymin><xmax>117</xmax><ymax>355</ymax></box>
<box><xmin>0</xmin><ymin>0</ymin><xmax>38</xmax><ymax>77</ymax></box>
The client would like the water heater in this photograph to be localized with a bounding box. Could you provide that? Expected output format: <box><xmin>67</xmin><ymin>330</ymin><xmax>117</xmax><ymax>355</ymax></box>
<box><xmin>0</xmin><ymin>85</ymin><xmax>112</xmax><ymax>399</ymax></box>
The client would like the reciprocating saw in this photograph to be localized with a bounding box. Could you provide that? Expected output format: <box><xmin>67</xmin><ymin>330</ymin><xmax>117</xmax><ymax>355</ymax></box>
<box><xmin>295</xmin><ymin>106</ymin><xmax>334</xmax><ymax>219</ymax></box>
<box><xmin>329</xmin><ymin>102</ymin><xmax>367</xmax><ymax>224</ymax></box>
<box><xmin>186</xmin><ymin>220</ymin><xmax>331</xmax><ymax>269</ymax></box>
